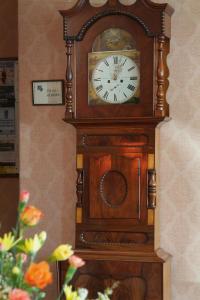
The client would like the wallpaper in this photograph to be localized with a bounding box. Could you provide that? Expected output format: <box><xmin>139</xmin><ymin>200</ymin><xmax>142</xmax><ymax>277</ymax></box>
<box><xmin>18</xmin><ymin>0</ymin><xmax>200</xmax><ymax>299</ymax></box>
<box><xmin>158</xmin><ymin>0</ymin><xmax>200</xmax><ymax>299</ymax></box>
<box><xmin>18</xmin><ymin>1</ymin><xmax>76</xmax><ymax>299</ymax></box>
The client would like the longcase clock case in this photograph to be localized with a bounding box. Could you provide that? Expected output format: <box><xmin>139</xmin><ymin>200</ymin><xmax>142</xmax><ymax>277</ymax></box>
<box><xmin>58</xmin><ymin>1</ymin><xmax>174</xmax><ymax>299</ymax></box>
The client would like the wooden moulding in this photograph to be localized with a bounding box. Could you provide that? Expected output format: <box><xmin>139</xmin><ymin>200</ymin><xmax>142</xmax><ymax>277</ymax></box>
<box><xmin>65</xmin><ymin>40</ymin><xmax>74</xmax><ymax>119</ymax></box>
<box><xmin>148</xmin><ymin>169</ymin><xmax>156</xmax><ymax>209</ymax></box>
<box><xmin>59</xmin><ymin>0</ymin><xmax>174</xmax><ymax>39</ymax></box>
<box><xmin>58</xmin><ymin>249</ymin><xmax>171</xmax><ymax>299</ymax></box>
<box><xmin>76</xmin><ymin>154</ymin><xmax>84</xmax><ymax>224</ymax></box>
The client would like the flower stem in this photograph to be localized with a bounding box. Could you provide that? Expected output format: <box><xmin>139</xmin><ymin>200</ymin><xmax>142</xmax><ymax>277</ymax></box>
<box><xmin>56</xmin><ymin>266</ymin><xmax>77</xmax><ymax>300</ymax></box>
<box><xmin>56</xmin><ymin>288</ymin><xmax>64</xmax><ymax>300</ymax></box>
<box><xmin>0</xmin><ymin>252</ymin><xmax>4</xmax><ymax>275</ymax></box>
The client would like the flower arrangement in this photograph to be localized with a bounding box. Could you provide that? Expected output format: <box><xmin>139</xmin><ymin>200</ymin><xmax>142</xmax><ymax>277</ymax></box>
<box><xmin>0</xmin><ymin>191</ymin><xmax>117</xmax><ymax>300</ymax></box>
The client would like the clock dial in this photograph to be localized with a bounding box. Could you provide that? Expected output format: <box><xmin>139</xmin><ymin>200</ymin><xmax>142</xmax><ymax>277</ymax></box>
<box><xmin>92</xmin><ymin>54</ymin><xmax>139</xmax><ymax>104</ymax></box>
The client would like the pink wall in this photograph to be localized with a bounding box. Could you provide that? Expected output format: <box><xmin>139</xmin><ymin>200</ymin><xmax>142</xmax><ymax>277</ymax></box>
<box><xmin>0</xmin><ymin>0</ymin><xmax>18</xmax><ymax>235</ymax></box>
<box><xmin>18</xmin><ymin>1</ymin><xmax>200</xmax><ymax>300</ymax></box>
<box><xmin>18</xmin><ymin>1</ymin><xmax>76</xmax><ymax>299</ymax></box>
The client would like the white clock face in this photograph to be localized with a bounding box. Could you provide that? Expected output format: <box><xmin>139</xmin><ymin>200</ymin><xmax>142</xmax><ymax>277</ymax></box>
<box><xmin>92</xmin><ymin>54</ymin><xmax>139</xmax><ymax>104</ymax></box>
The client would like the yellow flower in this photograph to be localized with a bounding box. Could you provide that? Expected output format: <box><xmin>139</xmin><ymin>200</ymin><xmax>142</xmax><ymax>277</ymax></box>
<box><xmin>38</xmin><ymin>231</ymin><xmax>47</xmax><ymax>243</ymax></box>
<box><xmin>64</xmin><ymin>285</ymin><xmax>80</xmax><ymax>300</ymax></box>
<box><xmin>18</xmin><ymin>231</ymin><xmax>47</xmax><ymax>254</ymax></box>
<box><xmin>12</xmin><ymin>266</ymin><xmax>21</xmax><ymax>275</ymax></box>
<box><xmin>50</xmin><ymin>244</ymin><xmax>73</xmax><ymax>262</ymax></box>
<box><xmin>0</xmin><ymin>232</ymin><xmax>17</xmax><ymax>251</ymax></box>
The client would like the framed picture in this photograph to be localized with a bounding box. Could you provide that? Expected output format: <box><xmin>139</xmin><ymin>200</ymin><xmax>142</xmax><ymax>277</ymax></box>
<box><xmin>0</xmin><ymin>58</ymin><xmax>19</xmax><ymax>175</ymax></box>
<box><xmin>32</xmin><ymin>80</ymin><xmax>64</xmax><ymax>105</ymax></box>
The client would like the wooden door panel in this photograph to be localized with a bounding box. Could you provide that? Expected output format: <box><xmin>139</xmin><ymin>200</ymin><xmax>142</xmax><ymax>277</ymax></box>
<box><xmin>87</xmin><ymin>152</ymin><xmax>146</xmax><ymax>222</ymax></box>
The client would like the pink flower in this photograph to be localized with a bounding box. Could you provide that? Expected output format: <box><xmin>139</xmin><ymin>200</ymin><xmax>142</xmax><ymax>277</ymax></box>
<box><xmin>9</xmin><ymin>289</ymin><xmax>31</xmax><ymax>300</ymax></box>
<box><xmin>19</xmin><ymin>191</ymin><xmax>30</xmax><ymax>203</ymax></box>
<box><xmin>16</xmin><ymin>253</ymin><xmax>28</xmax><ymax>263</ymax></box>
<box><xmin>68</xmin><ymin>255</ymin><xmax>85</xmax><ymax>269</ymax></box>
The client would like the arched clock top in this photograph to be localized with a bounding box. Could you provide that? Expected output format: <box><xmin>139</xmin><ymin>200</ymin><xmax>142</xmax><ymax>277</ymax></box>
<box><xmin>60</xmin><ymin>0</ymin><xmax>174</xmax><ymax>39</ymax></box>
<box><xmin>72</xmin><ymin>10</ymin><xmax>154</xmax><ymax>42</ymax></box>
<box><xmin>61</xmin><ymin>0</ymin><xmax>173</xmax><ymax>11</ymax></box>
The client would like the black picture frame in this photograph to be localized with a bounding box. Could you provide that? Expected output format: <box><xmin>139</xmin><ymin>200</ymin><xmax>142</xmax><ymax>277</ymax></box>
<box><xmin>0</xmin><ymin>57</ymin><xmax>19</xmax><ymax>175</ymax></box>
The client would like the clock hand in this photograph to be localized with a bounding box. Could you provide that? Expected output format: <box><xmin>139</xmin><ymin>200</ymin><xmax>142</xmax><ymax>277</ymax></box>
<box><xmin>110</xmin><ymin>84</ymin><xmax>120</xmax><ymax>92</ymax></box>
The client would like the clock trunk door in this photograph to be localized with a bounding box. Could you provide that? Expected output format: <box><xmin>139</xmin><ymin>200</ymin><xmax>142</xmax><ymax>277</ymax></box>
<box><xmin>83</xmin><ymin>149</ymin><xmax>147</xmax><ymax>226</ymax></box>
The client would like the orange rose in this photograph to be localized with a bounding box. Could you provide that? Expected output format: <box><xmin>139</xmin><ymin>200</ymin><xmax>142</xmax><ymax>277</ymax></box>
<box><xmin>20</xmin><ymin>206</ymin><xmax>43</xmax><ymax>226</ymax></box>
<box><xmin>24</xmin><ymin>261</ymin><xmax>52</xmax><ymax>289</ymax></box>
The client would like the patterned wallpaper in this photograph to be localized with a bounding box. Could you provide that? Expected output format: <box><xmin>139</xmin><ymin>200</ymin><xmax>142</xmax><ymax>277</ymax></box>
<box><xmin>18</xmin><ymin>1</ymin><xmax>76</xmax><ymax>299</ymax></box>
<box><xmin>18</xmin><ymin>0</ymin><xmax>200</xmax><ymax>299</ymax></box>
<box><xmin>158</xmin><ymin>0</ymin><xmax>200</xmax><ymax>299</ymax></box>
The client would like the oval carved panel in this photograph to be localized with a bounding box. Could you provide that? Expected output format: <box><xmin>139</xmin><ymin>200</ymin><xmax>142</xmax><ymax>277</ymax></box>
<box><xmin>99</xmin><ymin>170</ymin><xmax>127</xmax><ymax>208</ymax></box>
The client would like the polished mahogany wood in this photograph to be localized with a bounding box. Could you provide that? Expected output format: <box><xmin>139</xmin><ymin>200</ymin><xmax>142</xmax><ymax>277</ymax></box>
<box><xmin>59</xmin><ymin>1</ymin><xmax>173</xmax><ymax>299</ymax></box>
<box><xmin>58</xmin><ymin>249</ymin><xmax>171</xmax><ymax>300</ymax></box>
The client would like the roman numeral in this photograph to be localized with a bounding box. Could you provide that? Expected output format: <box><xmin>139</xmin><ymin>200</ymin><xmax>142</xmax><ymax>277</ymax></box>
<box><xmin>114</xmin><ymin>94</ymin><xmax>118</xmax><ymax>102</ymax></box>
<box><xmin>122</xmin><ymin>59</ymin><xmax>127</xmax><ymax>66</ymax></box>
<box><xmin>104</xmin><ymin>60</ymin><xmax>109</xmax><ymax>67</ymax></box>
<box><xmin>128</xmin><ymin>66</ymin><xmax>135</xmax><ymax>71</ymax></box>
<box><xmin>103</xmin><ymin>91</ymin><xmax>109</xmax><ymax>100</ymax></box>
<box><xmin>123</xmin><ymin>92</ymin><xmax>128</xmax><ymax>98</ymax></box>
<box><xmin>113</xmin><ymin>56</ymin><xmax>118</xmax><ymax>64</ymax></box>
<box><xmin>127</xmin><ymin>84</ymin><xmax>135</xmax><ymax>91</ymax></box>
<box><xmin>94</xmin><ymin>78</ymin><xmax>101</xmax><ymax>81</ymax></box>
<box><xmin>130</xmin><ymin>76</ymin><xmax>138</xmax><ymax>80</ymax></box>
<box><xmin>96</xmin><ymin>85</ymin><xmax>103</xmax><ymax>92</ymax></box>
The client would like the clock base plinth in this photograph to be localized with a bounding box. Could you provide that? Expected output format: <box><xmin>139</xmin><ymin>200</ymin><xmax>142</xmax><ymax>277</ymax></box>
<box><xmin>58</xmin><ymin>249</ymin><xmax>171</xmax><ymax>300</ymax></box>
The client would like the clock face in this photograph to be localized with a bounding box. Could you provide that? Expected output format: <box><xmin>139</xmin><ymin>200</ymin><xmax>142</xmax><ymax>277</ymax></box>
<box><xmin>91</xmin><ymin>54</ymin><xmax>139</xmax><ymax>104</ymax></box>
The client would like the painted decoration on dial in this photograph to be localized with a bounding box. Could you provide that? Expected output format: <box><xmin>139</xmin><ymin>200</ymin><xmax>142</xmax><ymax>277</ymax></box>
<box><xmin>88</xmin><ymin>50</ymin><xmax>140</xmax><ymax>105</ymax></box>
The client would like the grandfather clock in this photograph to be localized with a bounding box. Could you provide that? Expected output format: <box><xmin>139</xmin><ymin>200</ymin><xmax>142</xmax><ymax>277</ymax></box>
<box><xmin>59</xmin><ymin>1</ymin><xmax>174</xmax><ymax>299</ymax></box>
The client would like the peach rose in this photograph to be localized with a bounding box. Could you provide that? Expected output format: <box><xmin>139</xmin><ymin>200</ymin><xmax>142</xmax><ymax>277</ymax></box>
<box><xmin>9</xmin><ymin>288</ymin><xmax>31</xmax><ymax>300</ymax></box>
<box><xmin>24</xmin><ymin>261</ymin><xmax>52</xmax><ymax>289</ymax></box>
<box><xmin>68</xmin><ymin>255</ymin><xmax>85</xmax><ymax>269</ymax></box>
<box><xmin>20</xmin><ymin>206</ymin><xmax>43</xmax><ymax>226</ymax></box>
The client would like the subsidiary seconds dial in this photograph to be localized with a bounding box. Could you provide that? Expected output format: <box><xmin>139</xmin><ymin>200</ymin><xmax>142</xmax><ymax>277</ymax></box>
<box><xmin>92</xmin><ymin>54</ymin><xmax>139</xmax><ymax>104</ymax></box>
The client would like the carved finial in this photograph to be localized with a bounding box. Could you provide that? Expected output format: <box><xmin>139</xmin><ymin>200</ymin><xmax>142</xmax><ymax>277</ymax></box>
<box><xmin>148</xmin><ymin>169</ymin><xmax>156</xmax><ymax>209</ymax></box>
<box><xmin>65</xmin><ymin>40</ymin><xmax>74</xmax><ymax>119</ymax></box>
<box><xmin>155</xmin><ymin>35</ymin><xmax>169</xmax><ymax>117</ymax></box>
